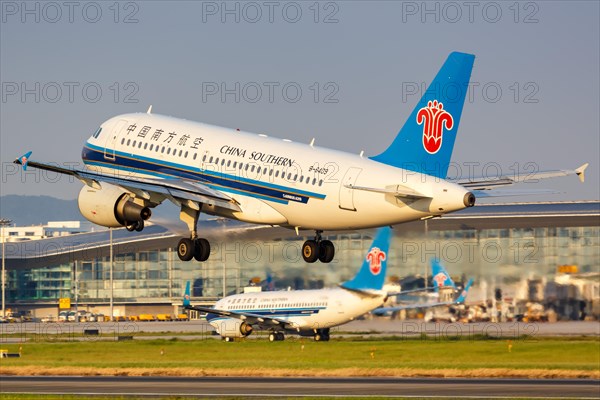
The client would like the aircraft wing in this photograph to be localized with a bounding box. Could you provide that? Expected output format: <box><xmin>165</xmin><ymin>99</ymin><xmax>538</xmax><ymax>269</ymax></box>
<box><xmin>185</xmin><ymin>305</ymin><xmax>296</xmax><ymax>330</ymax></box>
<box><xmin>456</xmin><ymin>163</ymin><xmax>588</xmax><ymax>194</ymax></box>
<box><xmin>14</xmin><ymin>152</ymin><xmax>241</xmax><ymax>212</ymax></box>
<box><xmin>373</xmin><ymin>278</ymin><xmax>474</xmax><ymax>315</ymax></box>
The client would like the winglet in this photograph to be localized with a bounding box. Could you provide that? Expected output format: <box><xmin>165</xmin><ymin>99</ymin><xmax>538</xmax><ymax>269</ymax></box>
<box><xmin>15</xmin><ymin>151</ymin><xmax>33</xmax><ymax>171</ymax></box>
<box><xmin>575</xmin><ymin>163</ymin><xmax>589</xmax><ymax>183</ymax></box>
<box><xmin>183</xmin><ymin>281</ymin><xmax>191</xmax><ymax>307</ymax></box>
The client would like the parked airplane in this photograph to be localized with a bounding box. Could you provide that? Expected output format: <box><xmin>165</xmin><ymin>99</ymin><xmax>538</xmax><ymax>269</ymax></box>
<box><xmin>372</xmin><ymin>258</ymin><xmax>474</xmax><ymax>317</ymax></box>
<box><xmin>184</xmin><ymin>227</ymin><xmax>396</xmax><ymax>341</ymax></box>
<box><xmin>15</xmin><ymin>52</ymin><xmax>588</xmax><ymax>263</ymax></box>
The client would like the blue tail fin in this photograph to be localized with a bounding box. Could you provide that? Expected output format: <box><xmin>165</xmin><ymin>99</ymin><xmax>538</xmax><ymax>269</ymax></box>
<box><xmin>370</xmin><ymin>52</ymin><xmax>475</xmax><ymax>178</ymax></box>
<box><xmin>341</xmin><ymin>227</ymin><xmax>392</xmax><ymax>291</ymax></box>
<box><xmin>455</xmin><ymin>278</ymin><xmax>474</xmax><ymax>303</ymax></box>
<box><xmin>431</xmin><ymin>258</ymin><xmax>457</xmax><ymax>292</ymax></box>
<box><xmin>183</xmin><ymin>281</ymin><xmax>191</xmax><ymax>307</ymax></box>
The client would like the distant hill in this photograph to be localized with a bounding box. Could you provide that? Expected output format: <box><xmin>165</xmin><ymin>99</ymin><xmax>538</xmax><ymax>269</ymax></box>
<box><xmin>0</xmin><ymin>195</ymin><xmax>81</xmax><ymax>226</ymax></box>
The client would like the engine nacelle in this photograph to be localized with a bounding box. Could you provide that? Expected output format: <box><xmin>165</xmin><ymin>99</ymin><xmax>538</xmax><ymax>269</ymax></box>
<box><xmin>78</xmin><ymin>183</ymin><xmax>151</xmax><ymax>228</ymax></box>
<box><xmin>210</xmin><ymin>317</ymin><xmax>253</xmax><ymax>338</ymax></box>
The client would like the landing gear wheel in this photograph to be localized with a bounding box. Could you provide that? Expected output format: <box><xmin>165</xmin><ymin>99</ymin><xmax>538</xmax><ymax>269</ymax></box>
<box><xmin>125</xmin><ymin>222</ymin><xmax>136</xmax><ymax>232</ymax></box>
<box><xmin>318</xmin><ymin>240</ymin><xmax>335</xmax><ymax>263</ymax></box>
<box><xmin>134</xmin><ymin>220</ymin><xmax>144</xmax><ymax>232</ymax></box>
<box><xmin>193</xmin><ymin>238</ymin><xmax>210</xmax><ymax>262</ymax></box>
<box><xmin>224</xmin><ymin>337</ymin><xmax>233</xmax><ymax>342</ymax></box>
<box><xmin>276</xmin><ymin>332</ymin><xmax>285</xmax><ymax>341</ymax></box>
<box><xmin>269</xmin><ymin>333</ymin><xmax>277</xmax><ymax>342</ymax></box>
<box><xmin>314</xmin><ymin>333</ymin><xmax>322</xmax><ymax>342</ymax></box>
<box><xmin>177</xmin><ymin>238</ymin><xmax>194</xmax><ymax>261</ymax></box>
<box><xmin>302</xmin><ymin>240</ymin><xmax>319</xmax><ymax>263</ymax></box>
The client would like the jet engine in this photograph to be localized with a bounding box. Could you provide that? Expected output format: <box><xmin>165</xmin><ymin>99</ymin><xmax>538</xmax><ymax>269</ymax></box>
<box><xmin>78</xmin><ymin>183</ymin><xmax>151</xmax><ymax>228</ymax></box>
<box><xmin>211</xmin><ymin>318</ymin><xmax>253</xmax><ymax>338</ymax></box>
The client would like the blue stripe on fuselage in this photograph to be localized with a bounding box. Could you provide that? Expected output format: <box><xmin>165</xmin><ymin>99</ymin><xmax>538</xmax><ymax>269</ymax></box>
<box><xmin>206</xmin><ymin>307</ymin><xmax>324</xmax><ymax>322</ymax></box>
<box><xmin>82</xmin><ymin>142</ymin><xmax>326</xmax><ymax>205</ymax></box>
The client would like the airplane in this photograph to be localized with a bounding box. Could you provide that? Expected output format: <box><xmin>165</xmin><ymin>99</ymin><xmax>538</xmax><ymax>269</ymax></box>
<box><xmin>184</xmin><ymin>226</ymin><xmax>395</xmax><ymax>342</ymax></box>
<box><xmin>372</xmin><ymin>258</ymin><xmax>474</xmax><ymax>317</ymax></box>
<box><xmin>14</xmin><ymin>52</ymin><xmax>588</xmax><ymax>263</ymax></box>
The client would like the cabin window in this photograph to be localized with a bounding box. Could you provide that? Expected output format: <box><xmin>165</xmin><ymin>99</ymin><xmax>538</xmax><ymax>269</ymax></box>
<box><xmin>312</xmin><ymin>178</ymin><xmax>316</xmax><ymax>185</ymax></box>
<box><xmin>202</xmin><ymin>155</ymin><xmax>207</xmax><ymax>162</ymax></box>
<box><xmin>209</xmin><ymin>156</ymin><xmax>213</xmax><ymax>163</ymax></box>
<box><xmin>132</xmin><ymin>140</ymin><xmax>137</xmax><ymax>147</ymax></box>
<box><xmin>319</xmin><ymin>179</ymin><xmax>323</xmax><ymax>186</ymax></box>
<box><xmin>293</xmin><ymin>174</ymin><xmax>298</xmax><ymax>181</ymax></box>
<box><xmin>161</xmin><ymin>146</ymin><xmax>165</xmax><ymax>153</ymax></box>
<box><xmin>179</xmin><ymin>150</ymin><xmax>183</xmax><ymax>157</ymax></box>
<box><xmin>263</xmin><ymin>167</ymin><xmax>268</xmax><ymax>174</ymax></box>
<box><xmin>138</xmin><ymin>142</ymin><xmax>143</xmax><ymax>148</ymax></box>
<box><xmin>167</xmin><ymin>148</ymin><xmax>171</xmax><ymax>155</ymax></box>
<box><xmin>300</xmin><ymin>175</ymin><xmax>304</xmax><ymax>182</ymax></box>
<box><xmin>221</xmin><ymin>159</ymin><xmax>225</xmax><ymax>166</ymax></box>
<box><xmin>121</xmin><ymin>138</ymin><xmax>125</xmax><ymax>145</ymax></box>
<box><xmin>193</xmin><ymin>153</ymin><xmax>197</xmax><ymax>160</ymax></box>
<box><xmin>144</xmin><ymin>143</ymin><xmax>148</xmax><ymax>150</ymax></box>
<box><xmin>275</xmin><ymin>170</ymin><xmax>279</xmax><ymax>178</ymax></box>
<box><xmin>269</xmin><ymin>169</ymin><xmax>273</xmax><ymax>176</ymax></box>
<box><xmin>215</xmin><ymin>157</ymin><xmax>220</xmax><ymax>164</ymax></box>
<box><xmin>227</xmin><ymin>160</ymin><xmax>231</xmax><ymax>167</ymax></box>
<box><xmin>306</xmin><ymin>176</ymin><xmax>310</xmax><ymax>183</ymax></box>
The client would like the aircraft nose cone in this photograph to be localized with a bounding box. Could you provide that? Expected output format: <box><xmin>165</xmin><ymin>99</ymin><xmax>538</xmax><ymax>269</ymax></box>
<box><xmin>464</xmin><ymin>192</ymin><xmax>476</xmax><ymax>207</ymax></box>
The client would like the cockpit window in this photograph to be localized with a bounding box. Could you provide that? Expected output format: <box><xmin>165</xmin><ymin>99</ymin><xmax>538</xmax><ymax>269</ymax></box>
<box><xmin>92</xmin><ymin>127</ymin><xmax>102</xmax><ymax>138</ymax></box>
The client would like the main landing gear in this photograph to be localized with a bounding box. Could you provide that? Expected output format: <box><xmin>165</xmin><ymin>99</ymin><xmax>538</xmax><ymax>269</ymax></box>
<box><xmin>302</xmin><ymin>231</ymin><xmax>335</xmax><ymax>264</ymax></box>
<box><xmin>314</xmin><ymin>328</ymin><xmax>330</xmax><ymax>342</ymax></box>
<box><xmin>268</xmin><ymin>331</ymin><xmax>285</xmax><ymax>342</ymax></box>
<box><xmin>176</xmin><ymin>203</ymin><xmax>211</xmax><ymax>262</ymax></box>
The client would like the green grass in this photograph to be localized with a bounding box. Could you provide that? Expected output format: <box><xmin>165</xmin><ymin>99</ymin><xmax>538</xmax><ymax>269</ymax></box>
<box><xmin>1</xmin><ymin>337</ymin><xmax>598</xmax><ymax>374</ymax></box>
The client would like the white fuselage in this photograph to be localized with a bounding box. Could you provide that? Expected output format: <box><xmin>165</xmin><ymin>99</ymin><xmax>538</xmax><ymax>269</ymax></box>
<box><xmin>82</xmin><ymin>113</ymin><xmax>471</xmax><ymax>230</ymax></box>
<box><xmin>209</xmin><ymin>287</ymin><xmax>386</xmax><ymax>335</ymax></box>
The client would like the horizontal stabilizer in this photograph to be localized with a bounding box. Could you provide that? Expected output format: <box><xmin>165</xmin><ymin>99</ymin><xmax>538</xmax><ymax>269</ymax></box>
<box><xmin>458</xmin><ymin>163</ymin><xmax>590</xmax><ymax>191</ymax></box>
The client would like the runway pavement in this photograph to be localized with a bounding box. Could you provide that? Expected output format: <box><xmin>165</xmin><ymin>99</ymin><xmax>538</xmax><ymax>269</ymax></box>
<box><xmin>1</xmin><ymin>320</ymin><xmax>598</xmax><ymax>342</ymax></box>
<box><xmin>1</xmin><ymin>376</ymin><xmax>599</xmax><ymax>398</ymax></box>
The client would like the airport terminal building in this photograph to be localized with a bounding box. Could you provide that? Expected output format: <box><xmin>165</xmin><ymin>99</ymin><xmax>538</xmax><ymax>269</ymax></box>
<box><xmin>2</xmin><ymin>201</ymin><xmax>599</xmax><ymax>319</ymax></box>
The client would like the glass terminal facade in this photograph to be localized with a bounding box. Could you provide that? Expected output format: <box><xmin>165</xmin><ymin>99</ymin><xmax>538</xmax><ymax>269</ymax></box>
<box><xmin>6</xmin><ymin>224</ymin><xmax>599</xmax><ymax>304</ymax></box>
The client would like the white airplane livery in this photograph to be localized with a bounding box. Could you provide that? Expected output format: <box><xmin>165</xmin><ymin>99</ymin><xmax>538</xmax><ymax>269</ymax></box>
<box><xmin>184</xmin><ymin>227</ymin><xmax>395</xmax><ymax>341</ymax></box>
<box><xmin>15</xmin><ymin>52</ymin><xmax>588</xmax><ymax>263</ymax></box>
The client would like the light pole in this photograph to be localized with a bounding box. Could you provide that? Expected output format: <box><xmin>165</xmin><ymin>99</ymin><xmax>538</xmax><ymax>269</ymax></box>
<box><xmin>1</xmin><ymin>218</ymin><xmax>12</xmax><ymax>319</ymax></box>
<box><xmin>109</xmin><ymin>228</ymin><xmax>114</xmax><ymax>322</ymax></box>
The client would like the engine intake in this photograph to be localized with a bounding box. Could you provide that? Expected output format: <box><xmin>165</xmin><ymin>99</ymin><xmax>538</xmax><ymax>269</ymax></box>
<box><xmin>78</xmin><ymin>183</ymin><xmax>151</xmax><ymax>228</ymax></box>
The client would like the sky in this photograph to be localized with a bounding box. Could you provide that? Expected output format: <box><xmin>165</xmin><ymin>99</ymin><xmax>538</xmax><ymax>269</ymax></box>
<box><xmin>1</xmin><ymin>1</ymin><xmax>598</xmax><ymax>203</ymax></box>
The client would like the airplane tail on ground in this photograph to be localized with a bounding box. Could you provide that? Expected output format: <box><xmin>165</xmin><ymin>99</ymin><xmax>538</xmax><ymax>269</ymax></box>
<box><xmin>455</xmin><ymin>278</ymin><xmax>474</xmax><ymax>304</ymax></box>
<box><xmin>431</xmin><ymin>258</ymin><xmax>458</xmax><ymax>292</ymax></box>
<box><xmin>183</xmin><ymin>281</ymin><xmax>191</xmax><ymax>307</ymax></box>
<box><xmin>370</xmin><ymin>52</ymin><xmax>475</xmax><ymax>179</ymax></box>
<box><xmin>341</xmin><ymin>227</ymin><xmax>392</xmax><ymax>292</ymax></box>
